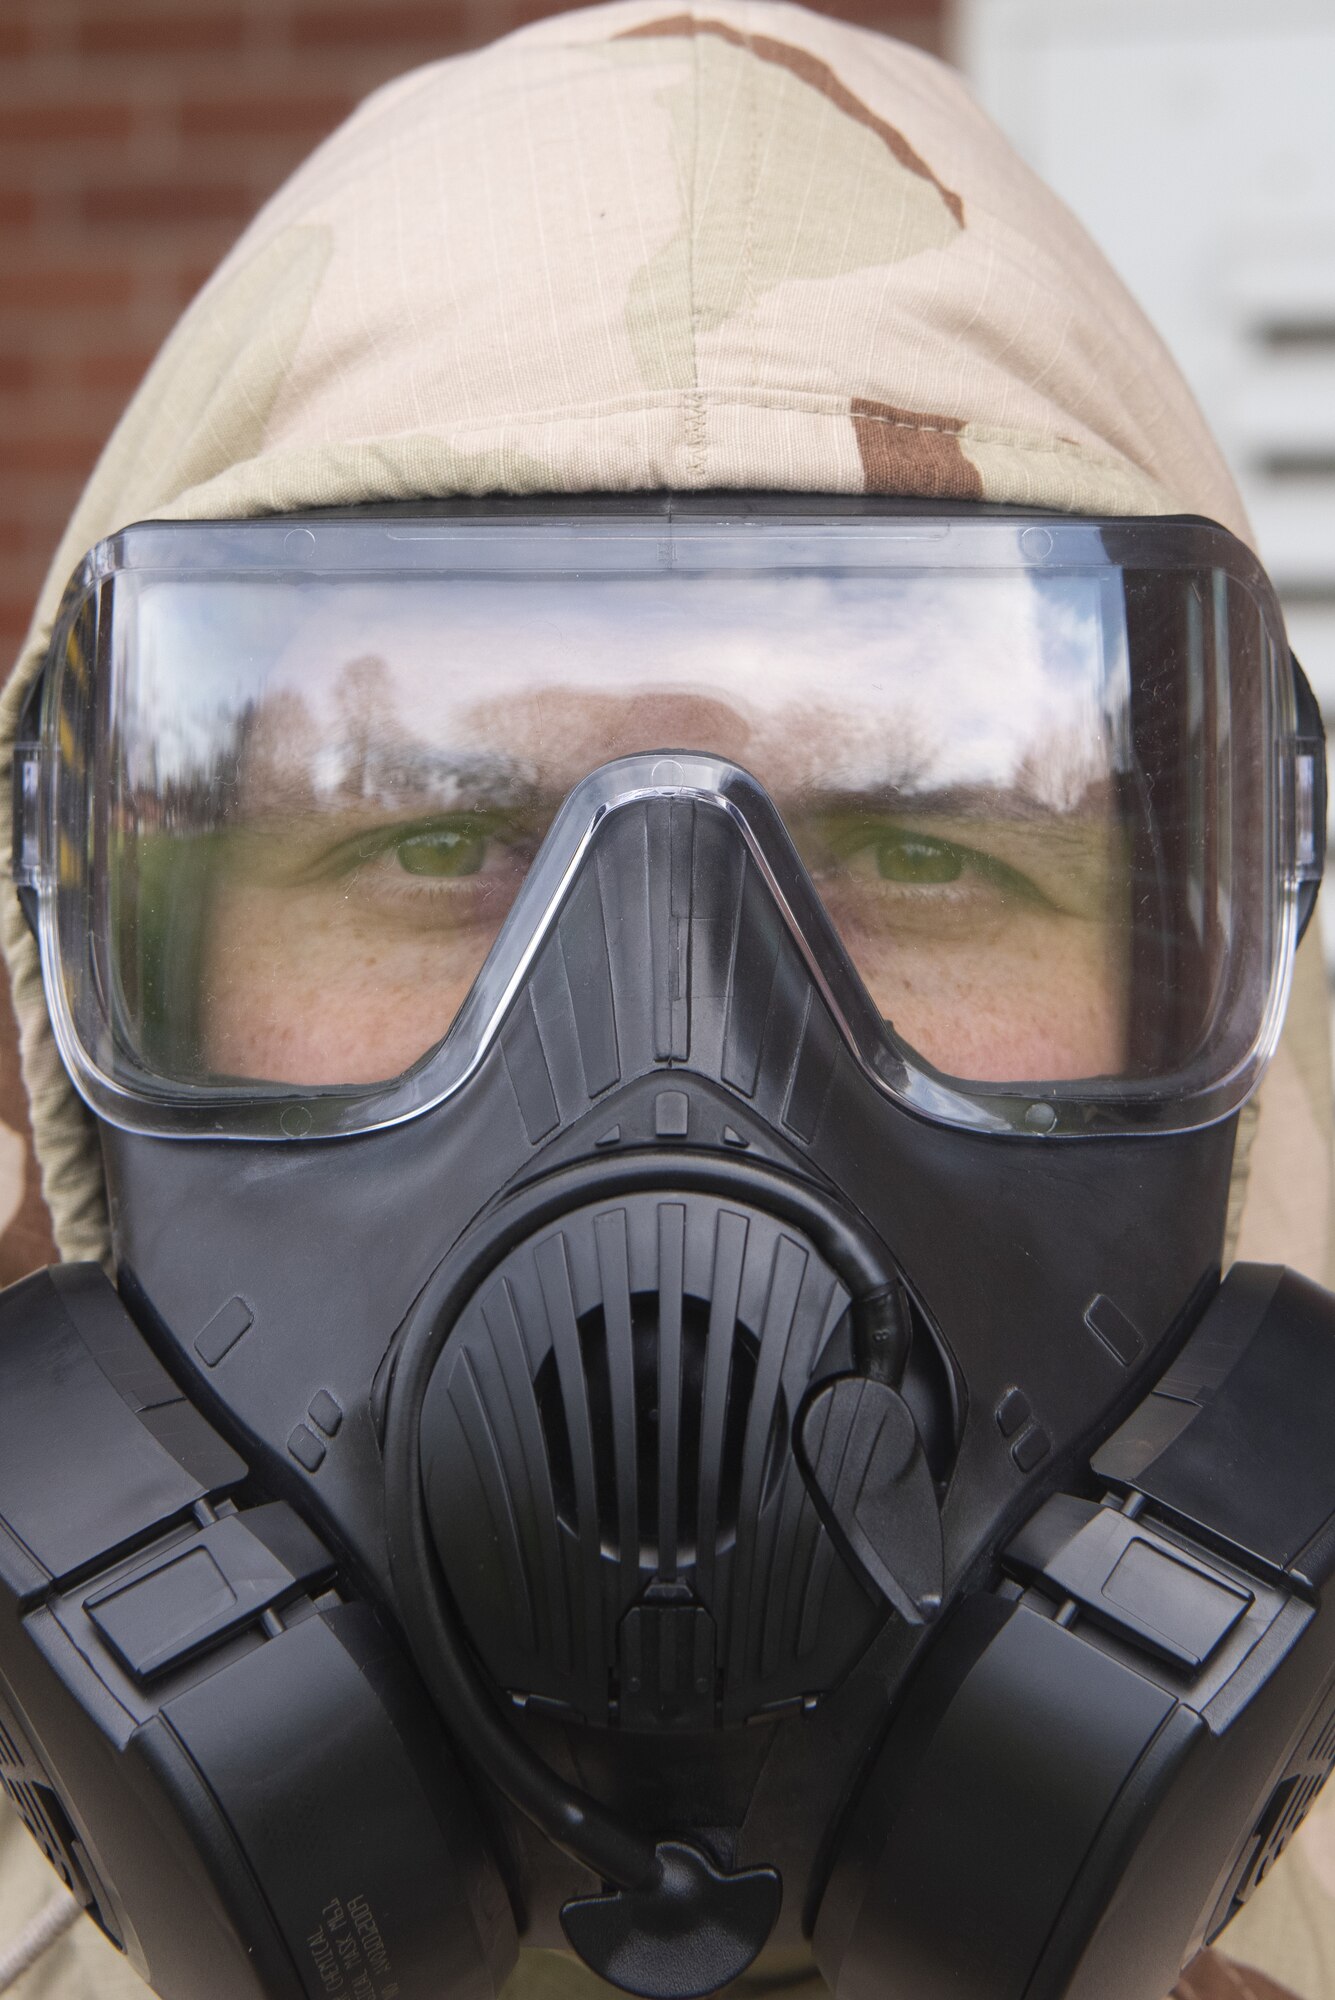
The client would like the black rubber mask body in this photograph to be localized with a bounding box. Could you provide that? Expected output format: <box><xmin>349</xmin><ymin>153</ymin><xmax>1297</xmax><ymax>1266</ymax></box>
<box><xmin>96</xmin><ymin>778</ymin><xmax>1238</xmax><ymax>1959</ymax></box>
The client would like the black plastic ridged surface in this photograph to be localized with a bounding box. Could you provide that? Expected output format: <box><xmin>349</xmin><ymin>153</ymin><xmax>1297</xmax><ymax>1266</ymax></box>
<box><xmin>421</xmin><ymin>1190</ymin><xmax>881</xmax><ymax>1729</ymax></box>
<box><xmin>497</xmin><ymin>799</ymin><xmax>845</xmax><ymax>1151</ymax></box>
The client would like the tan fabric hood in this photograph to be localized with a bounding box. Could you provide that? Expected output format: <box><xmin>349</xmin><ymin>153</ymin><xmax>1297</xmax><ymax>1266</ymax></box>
<box><xmin>0</xmin><ymin>0</ymin><xmax>1327</xmax><ymax>1276</ymax></box>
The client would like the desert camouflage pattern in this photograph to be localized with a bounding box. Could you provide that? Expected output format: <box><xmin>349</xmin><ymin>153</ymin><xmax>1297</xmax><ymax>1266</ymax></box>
<box><xmin>0</xmin><ymin>4</ymin><xmax>1332</xmax><ymax>1994</ymax></box>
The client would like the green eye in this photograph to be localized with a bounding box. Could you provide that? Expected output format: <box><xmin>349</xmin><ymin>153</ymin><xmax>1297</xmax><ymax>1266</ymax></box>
<box><xmin>874</xmin><ymin>830</ymin><xmax>963</xmax><ymax>884</ymax></box>
<box><xmin>394</xmin><ymin>827</ymin><xmax>486</xmax><ymax>877</ymax></box>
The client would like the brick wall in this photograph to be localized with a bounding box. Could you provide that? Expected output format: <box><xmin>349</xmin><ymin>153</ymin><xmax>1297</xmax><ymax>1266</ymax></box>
<box><xmin>0</xmin><ymin>0</ymin><xmax>945</xmax><ymax>1283</ymax></box>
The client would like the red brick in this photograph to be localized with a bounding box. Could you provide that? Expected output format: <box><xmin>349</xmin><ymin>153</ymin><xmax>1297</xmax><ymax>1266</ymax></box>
<box><xmin>291</xmin><ymin>2</ymin><xmax>467</xmax><ymax>49</ymax></box>
<box><xmin>75</xmin><ymin>349</ymin><xmax>153</xmax><ymax>393</ymax></box>
<box><xmin>77</xmin><ymin>9</ymin><xmax>247</xmax><ymax>57</ymax></box>
<box><xmin>178</xmin><ymin>92</ymin><xmax>357</xmax><ymax>141</ymax></box>
<box><xmin>0</xmin><ymin>102</ymin><xmax>137</xmax><ymax>146</ymax></box>
<box><xmin>0</xmin><ymin>355</ymin><xmax>36</xmax><ymax>394</ymax></box>
<box><xmin>0</xmin><ymin>190</ymin><xmax>35</xmax><ymax>230</ymax></box>
<box><xmin>3</xmin><ymin>502</ymin><xmax>80</xmax><ymax>556</ymax></box>
<box><xmin>83</xmin><ymin>180</ymin><xmax>254</xmax><ymax>228</ymax></box>
<box><xmin>465</xmin><ymin>0</ymin><xmax>586</xmax><ymax>31</ymax></box>
<box><xmin>0</xmin><ymin>20</ymin><xmax>33</xmax><ymax>61</ymax></box>
<box><xmin>2</xmin><ymin>263</ymin><xmax>135</xmax><ymax>312</ymax></box>
<box><xmin>0</xmin><ymin>435</ymin><xmax>105</xmax><ymax>477</ymax></box>
<box><xmin>0</xmin><ymin>520</ymin><xmax>26</xmax><ymax>555</ymax></box>
<box><xmin>0</xmin><ymin>598</ymin><xmax>41</xmax><ymax>643</ymax></box>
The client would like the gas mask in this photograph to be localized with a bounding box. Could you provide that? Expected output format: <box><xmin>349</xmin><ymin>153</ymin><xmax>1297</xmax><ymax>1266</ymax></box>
<box><xmin>3</xmin><ymin>496</ymin><xmax>1334</xmax><ymax>2000</ymax></box>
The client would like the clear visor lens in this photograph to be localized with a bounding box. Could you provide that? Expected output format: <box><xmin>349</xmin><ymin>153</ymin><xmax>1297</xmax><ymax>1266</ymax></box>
<box><xmin>37</xmin><ymin>515</ymin><xmax>1296</xmax><ymax>1136</ymax></box>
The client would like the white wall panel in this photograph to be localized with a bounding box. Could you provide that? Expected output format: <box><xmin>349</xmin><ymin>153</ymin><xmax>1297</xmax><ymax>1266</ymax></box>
<box><xmin>953</xmin><ymin>0</ymin><xmax>1335</xmax><ymax>701</ymax></box>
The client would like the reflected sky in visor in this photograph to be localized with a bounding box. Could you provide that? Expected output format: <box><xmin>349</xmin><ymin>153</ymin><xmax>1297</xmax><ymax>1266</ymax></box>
<box><xmin>129</xmin><ymin>567</ymin><xmax>1127</xmax><ymax>804</ymax></box>
<box><xmin>114</xmin><ymin>566</ymin><xmax>1132</xmax><ymax>1089</ymax></box>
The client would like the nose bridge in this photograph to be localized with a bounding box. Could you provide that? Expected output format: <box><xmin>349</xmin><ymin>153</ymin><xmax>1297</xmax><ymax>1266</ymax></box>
<box><xmin>499</xmin><ymin>791</ymin><xmax>848</xmax><ymax>1150</ymax></box>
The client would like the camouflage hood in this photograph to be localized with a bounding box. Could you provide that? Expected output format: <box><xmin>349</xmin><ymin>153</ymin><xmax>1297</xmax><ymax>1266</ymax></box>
<box><xmin>0</xmin><ymin>0</ymin><xmax>1328</xmax><ymax>1276</ymax></box>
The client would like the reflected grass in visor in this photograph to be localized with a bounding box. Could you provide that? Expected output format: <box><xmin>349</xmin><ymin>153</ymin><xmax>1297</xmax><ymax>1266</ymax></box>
<box><xmin>41</xmin><ymin>512</ymin><xmax>1292</xmax><ymax>1136</ymax></box>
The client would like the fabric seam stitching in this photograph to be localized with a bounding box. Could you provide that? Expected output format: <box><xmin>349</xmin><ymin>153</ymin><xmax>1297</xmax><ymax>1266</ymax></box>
<box><xmin>165</xmin><ymin>404</ymin><xmax>1173</xmax><ymax>483</ymax></box>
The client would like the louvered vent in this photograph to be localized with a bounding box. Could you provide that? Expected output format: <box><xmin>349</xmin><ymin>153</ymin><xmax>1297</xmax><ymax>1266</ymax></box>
<box><xmin>1212</xmin><ymin>1683</ymin><xmax>1335</xmax><ymax>1936</ymax></box>
<box><xmin>0</xmin><ymin>1684</ymin><xmax>116</xmax><ymax>1939</ymax></box>
<box><xmin>0</xmin><ymin>1712</ymin><xmax>21</xmax><ymax>1772</ymax></box>
<box><xmin>420</xmin><ymin>1191</ymin><xmax>885</xmax><ymax>1729</ymax></box>
<box><xmin>533</xmin><ymin>1290</ymin><xmax>775</xmax><ymax>1570</ymax></box>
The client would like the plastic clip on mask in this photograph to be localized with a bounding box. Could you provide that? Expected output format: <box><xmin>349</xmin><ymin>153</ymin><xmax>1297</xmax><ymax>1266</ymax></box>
<box><xmin>1</xmin><ymin>497</ymin><xmax>1334</xmax><ymax>2000</ymax></box>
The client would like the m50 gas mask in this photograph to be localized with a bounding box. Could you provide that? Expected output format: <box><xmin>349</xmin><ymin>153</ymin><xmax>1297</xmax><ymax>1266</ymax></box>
<box><xmin>3</xmin><ymin>497</ymin><xmax>1334</xmax><ymax>2000</ymax></box>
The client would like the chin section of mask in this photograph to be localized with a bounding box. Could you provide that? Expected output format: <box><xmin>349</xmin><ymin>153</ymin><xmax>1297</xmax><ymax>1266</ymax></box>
<box><xmin>813</xmin><ymin>1262</ymin><xmax>1335</xmax><ymax>2000</ymax></box>
<box><xmin>0</xmin><ymin>1263</ymin><xmax>518</xmax><ymax>2000</ymax></box>
<box><xmin>3</xmin><ymin>1253</ymin><xmax>1335</xmax><ymax>2000</ymax></box>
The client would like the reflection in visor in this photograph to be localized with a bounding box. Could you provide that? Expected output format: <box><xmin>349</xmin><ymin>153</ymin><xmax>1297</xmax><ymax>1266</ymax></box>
<box><xmin>108</xmin><ymin>567</ymin><xmax>1139</xmax><ymax>1092</ymax></box>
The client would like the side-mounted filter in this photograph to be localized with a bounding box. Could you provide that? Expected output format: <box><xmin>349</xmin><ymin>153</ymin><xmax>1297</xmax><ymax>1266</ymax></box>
<box><xmin>813</xmin><ymin>1264</ymin><xmax>1335</xmax><ymax>2000</ymax></box>
<box><xmin>0</xmin><ymin>1265</ymin><xmax>517</xmax><ymax>2000</ymax></box>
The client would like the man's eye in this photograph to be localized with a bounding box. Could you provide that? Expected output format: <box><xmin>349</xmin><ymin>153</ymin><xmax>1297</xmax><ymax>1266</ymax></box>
<box><xmin>804</xmin><ymin>812</ymin><xmax>1052</xmax><ymax>917</ymax></box>
<box><xmin>393</xmin><ymin>827</ymin><xmax>487</xmax><ymax>877</ymax></box>
<box><xmin>871</xmin><ymin>829</ymin><xmax>964</xmax><ymax>885</ymax></box>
